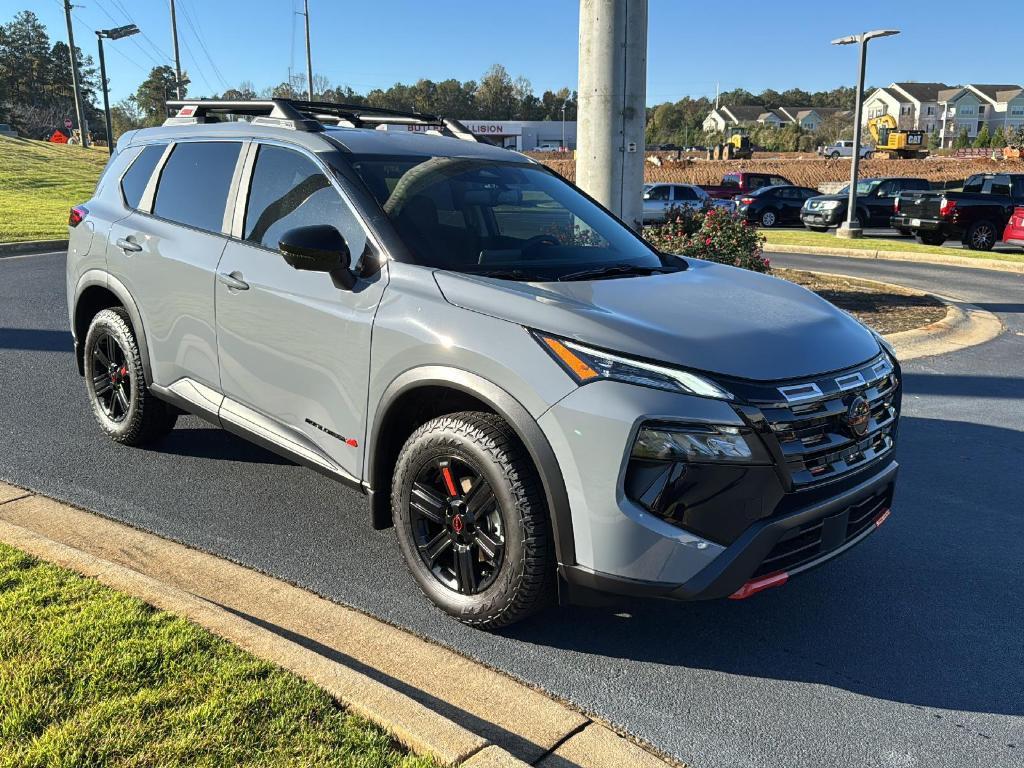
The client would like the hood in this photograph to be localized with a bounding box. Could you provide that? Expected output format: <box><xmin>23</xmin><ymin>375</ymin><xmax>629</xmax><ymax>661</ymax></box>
<box><xmin>805</xmin><ymin>194</ymin><xmax>848</xmax><ymax>207</ymax></box>
<box><xmin>434</xmin><ymin>260</ymin><xmax>881</xmax><ymax>382</ymax></box>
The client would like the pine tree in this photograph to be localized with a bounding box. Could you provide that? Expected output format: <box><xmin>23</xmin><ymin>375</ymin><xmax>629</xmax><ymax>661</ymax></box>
<box><xmin>973</xmin><ymin>125</ymin><xmax>991</xmax><ymax>148</ymax></box>
<box><xmin>953</xmin><ymin>127</ymin><xmax>970</xmax><ymax>149</ymax></box>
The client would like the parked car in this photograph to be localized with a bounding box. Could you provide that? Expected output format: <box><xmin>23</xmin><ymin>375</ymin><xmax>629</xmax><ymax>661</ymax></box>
<box><xmin>0</xmin><ymin>123</ymin><xmax>18</xmax><ymax>138</ymax></box>
<box><xmin>1003</xmin><ymin>206</ymin><xmax>1024</xmax><ymax>248</ymax></box>
<box><xmin>532</xmin><ymin>143</ymin><xmax>562</xmax><ymax>153</ymax></box>
<box><xmin>700</xmin><ymin>172</ymin><xmax>793</xmax><ymax>200</ymax></box>
<box><xmin>642</xmin><ymin>183</ymin><xmax>712</xmax><ymax>223</ymax></box>
<box><xmin>892</xmin><ymin>173</ymin><xmax>1024</xmax><ymax>249</ymax></box>
<box><xmin>67</xmin><ymin>98</ymin><xmax>901</xmax><ymax>629</ymax></box>
<box><xmin>736</xmin><ymin>185</ymin><xmax>821</xmax><ymax>227</ymax></box>
<box><xmin>818</xmin><ymin>141</ymin><xmax>873</xmax><ymax>160</ymax></box>
<box><xmin>801</xmin><ymin>177</ymin><xmax>930</xmax><ymax>231</ymax></box>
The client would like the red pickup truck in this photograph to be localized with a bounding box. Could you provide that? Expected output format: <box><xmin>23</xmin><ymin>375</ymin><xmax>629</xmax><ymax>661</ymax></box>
<box><xmin>700</xmin><ymin>171</ymin><xmax>795</xmax><ymax>200</ymax></box>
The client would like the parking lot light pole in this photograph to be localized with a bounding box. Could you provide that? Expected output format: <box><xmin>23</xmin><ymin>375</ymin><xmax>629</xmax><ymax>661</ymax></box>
<box><xmin>96</xmin><ymin>25</ymin><xmax>140</xmax><ymax>156</ymax></box>
<box><xmin>832</xmin><ymin>29</ymin><xmax>899</xmax><ymax>239</ymax></box>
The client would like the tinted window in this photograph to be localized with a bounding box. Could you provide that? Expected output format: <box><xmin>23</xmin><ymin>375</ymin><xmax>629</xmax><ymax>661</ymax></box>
<box><xmin>962</xmin><ymin>175</ymin><xmax>985</xmax><ymax>194</ymax></box>
<box><xmin>674</xmin><ymin>186</ymin><xmax>696</xmax><ymax>201</ymax></box>
<box><xmin>349</xmin><ymin>154</ymin><xmax>664</xmax><ymax>279</ymax></box>
<box><xmin>989</xmin><ymin>174</ymin><xmax>1011</xmax><ymax>196</ymax></box>
<box><xmin>769</xmin><ymin>176</ymin><xmax>789</xmax><ymax>186</ymax></box>
<box><xmin>721</xmin><ymin>174</ymin><xmax>740</xmax><ymax>189</ymax></box>
<box><xmin>120</xmin><ymin>144</ymin><xmax>164</xmax><ymax>209</ymax></box>
<box><xmin>646</xmin><ymin>185</ymin><xmax>670</xmax><ymax>200</ymax></box>
<box><xmin>747</xmin><ymin>175</ymin><xmax>771</xmax><ymax>191</ymax></box>
<box><xmin>244</xmin><ymin>145</ymin><xmax>358</xmax><ymax>252</ymax></box>
<box><xmin>154</xmin><ymin>142</ymin><xmax>241</xmax><ymax>233</ymax></box>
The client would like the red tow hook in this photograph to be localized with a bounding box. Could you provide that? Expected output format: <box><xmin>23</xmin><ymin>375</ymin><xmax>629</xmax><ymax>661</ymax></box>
<box><xmin>730</xmin><ymin>571</ymin><xmax>788</xmax><ymax>600</ymax></box>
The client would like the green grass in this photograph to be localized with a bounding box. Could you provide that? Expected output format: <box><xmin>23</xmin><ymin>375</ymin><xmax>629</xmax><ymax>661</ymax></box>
<box><xmin>0</xmin><ymin>137</ymin><xmax>108</xmax><ymax>243</ymax></box>
<box><xmin>762</xmin><ymin>228</ymin><xmax>1024</xmax><ymax>263</ymax></box>
<box><xmin>0</xmin><ymin>542</ymin><xmax>436</xmax><ymax>768</ymax></box>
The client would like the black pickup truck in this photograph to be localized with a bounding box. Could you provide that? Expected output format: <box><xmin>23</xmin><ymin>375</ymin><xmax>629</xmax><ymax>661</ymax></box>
<box><xmin>892</xmin><ymin>173</ymin><xmax>1024</xmax><ymax>250</ymax></box>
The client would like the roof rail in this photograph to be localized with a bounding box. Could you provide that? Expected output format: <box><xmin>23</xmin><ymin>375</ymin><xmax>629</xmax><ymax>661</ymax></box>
<box><xmin>164</xmin><ymin>99</ymin><xmax>479</xmax><ymax>142</ymax></box>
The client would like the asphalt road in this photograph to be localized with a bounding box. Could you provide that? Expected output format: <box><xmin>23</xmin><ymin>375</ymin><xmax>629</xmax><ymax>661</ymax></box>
<box><xmin>1</xmin><ymin>251</ymin><xmax>1022</xmax><ymax>768</ymax></box>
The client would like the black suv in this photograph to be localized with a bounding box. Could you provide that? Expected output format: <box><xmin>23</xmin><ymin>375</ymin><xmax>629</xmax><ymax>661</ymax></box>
<box><xmin>802</xmin><ymin>177</ymin><xmax>931</xmax><ymax>231</ymax></box>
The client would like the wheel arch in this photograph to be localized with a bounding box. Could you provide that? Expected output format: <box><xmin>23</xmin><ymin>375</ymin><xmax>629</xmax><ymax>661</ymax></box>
<box><xmin>366</xmin><ymin>366</ymin><xmax>576</xmax><ymax>568</ymax></box>
<box><xmin>74</xmin><ymin>271</ymin><xmax>153</xmax><ymax>383</ymax></box>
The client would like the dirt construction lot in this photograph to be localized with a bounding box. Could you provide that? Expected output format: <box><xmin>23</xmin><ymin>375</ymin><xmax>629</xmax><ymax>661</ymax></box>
<box><xmin>536</xmin><ymin>154</ymin><xmax>1019</xmax><ymax>190</ymax></box>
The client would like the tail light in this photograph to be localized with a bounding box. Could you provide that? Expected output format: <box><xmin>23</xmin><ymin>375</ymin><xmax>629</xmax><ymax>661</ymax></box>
<box><xmin>893</xmin><ymin>197</ymin><xmax>900</xmax><ymax>213</ymax></box>
<box><xmin>69</xmin><ymin>205</ymin><xmax>88</xmax><ymax>227</ymax></box>
<box><xmin>739</xmin><ymin>196</ymin><xmax>755</xmax><ymax>205</ymax></box>
<box><xmin>939</xmin><ymin>198</ymin><xmax>957</xmax><ymax>218</ymax></box>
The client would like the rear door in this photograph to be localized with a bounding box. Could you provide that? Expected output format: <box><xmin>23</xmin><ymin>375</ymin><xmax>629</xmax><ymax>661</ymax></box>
<box><xmin>109</xmin><ymin>139</ymin><xmax>245</xmax><ymax>390</ymax></box>
<box><xmin>672</xmin><ymin>185</ymin><xmax>700</xmax><ymax>210</ymax></box>
<box><xmin>214</xmin><ymin>141</ymin><xmax>388</xmax><ymax>480</ymax></box>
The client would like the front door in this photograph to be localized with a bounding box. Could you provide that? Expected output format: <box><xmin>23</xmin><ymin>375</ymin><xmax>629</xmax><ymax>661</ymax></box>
<box><xmin>215</xmin><ymin>142</ymin><xmax>387</xmax><ymax>480</ymax></box>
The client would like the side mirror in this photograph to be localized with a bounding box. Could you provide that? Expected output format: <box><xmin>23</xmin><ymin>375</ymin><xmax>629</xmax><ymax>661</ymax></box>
<box><xmin>279</xmin><ymin>225</ymin><xmax>355</xmax><ymax>290</ymax></box>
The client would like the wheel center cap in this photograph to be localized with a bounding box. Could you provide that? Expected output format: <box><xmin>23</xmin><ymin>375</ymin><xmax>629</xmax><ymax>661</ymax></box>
<box><xmin>451</xmin><ymin>514</ymin><xmax>465</xmax><ymax>534</ymax></box>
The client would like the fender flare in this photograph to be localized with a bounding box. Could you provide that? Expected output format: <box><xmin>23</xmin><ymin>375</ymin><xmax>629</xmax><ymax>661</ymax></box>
<box><xmin>74</xmin><ymin>270</ymin><xmax>154</xmax><ymax>384</ymax></box>
<box><xmin>367</xmin><ymin>366</ymin><xmax>576</xmax><ymax>568</ymax></box>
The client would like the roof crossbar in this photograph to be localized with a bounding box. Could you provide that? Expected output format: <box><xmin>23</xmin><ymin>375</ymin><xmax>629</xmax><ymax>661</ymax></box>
<box><xmin>164</xmin><ymin>99</ymin><xmax>479</xmax><ymax>142</ymax></box>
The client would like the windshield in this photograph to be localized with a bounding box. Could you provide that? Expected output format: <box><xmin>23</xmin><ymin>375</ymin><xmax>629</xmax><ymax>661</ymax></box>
<box><xmin>347</xmin><ymin>154</ymin><xmax>671</xmax><ymax>280</ymax></box>
<box><xmin>838</xmin><ymin>180</ymin><xmax>882</xmax><ymax>196</ymax></box>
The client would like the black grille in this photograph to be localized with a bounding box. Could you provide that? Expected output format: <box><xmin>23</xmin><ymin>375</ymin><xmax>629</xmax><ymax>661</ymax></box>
<box><xmin>757</xmin><ymin>356</ymin><xmax>900</xmax><ymax>489</ymax></box>
<box><xmin>752</xmin><ymin>491</ymin><xmax>890</xmax><ymax>578</ymax></box>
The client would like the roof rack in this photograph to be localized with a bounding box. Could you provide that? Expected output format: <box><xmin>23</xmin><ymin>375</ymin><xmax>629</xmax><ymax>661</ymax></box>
<box><xmin>164</xmin><ymin>99</ymin><xmax>479</xmax><ymax>142</ymax></box>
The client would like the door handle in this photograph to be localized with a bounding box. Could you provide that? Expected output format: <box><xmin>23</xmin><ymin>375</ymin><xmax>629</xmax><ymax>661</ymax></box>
<box><xmin>116</xmin><ymin>237</ymin><xmax>142</xmax><ymax>252</ymax></box>
<box><xmin>217</xmin><ymin>271</ymin><xmax>249</xmax><ymax>291</ymax></box>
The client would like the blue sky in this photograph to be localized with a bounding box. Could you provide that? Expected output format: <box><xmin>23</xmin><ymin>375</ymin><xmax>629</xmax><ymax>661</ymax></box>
<box><xmin>12</xmin><ymin>0</ymin><xmax>1021</xmax><ymax>106</ymax></box>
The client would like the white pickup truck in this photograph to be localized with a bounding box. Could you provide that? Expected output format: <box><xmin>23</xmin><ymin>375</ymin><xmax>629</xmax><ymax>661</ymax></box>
<box><xmin>819</xmin><ymin>141</ymin><xmax>873</xmax><ymax>159</ymax></box>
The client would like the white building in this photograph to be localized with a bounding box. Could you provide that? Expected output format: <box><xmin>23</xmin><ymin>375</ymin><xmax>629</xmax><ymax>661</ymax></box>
<box><xmin>394</xmin><ymin>119</ymin><xmax>577</xmax><ymax>151</ymax></box>
<box><xmin>862</xmin><ymin>82</ymin><xmax>952</xmax><ymax>134</ymax></box>
<box><xmin>702</xmin><ymin>105</ymin><xmax>849</xmax><ymax>133</ymax></box>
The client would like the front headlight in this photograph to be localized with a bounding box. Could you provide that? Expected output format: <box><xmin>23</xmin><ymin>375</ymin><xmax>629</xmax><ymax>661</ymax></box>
<box><xmin>534</xmin><ymin>333</ymin><xmax>734</xmax><ymax>400</ymax></box>
<box><xmin>820</xmin><ymin>200</ymin><xmax>841</xmax><ymax>210</ymax></box>
<box><xmin>632</xmin><ymin>423</ymin><xmax>763</xmax><ymax>463</ymax></box>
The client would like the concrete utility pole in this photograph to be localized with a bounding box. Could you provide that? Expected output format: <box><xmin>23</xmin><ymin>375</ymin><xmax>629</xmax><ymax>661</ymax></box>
<box><xmin>832</xmin><ymin>29</ymin><xmax>899</xmax><ymax>238</ymax></box>
<box><xmin>62</xmin><ymin>0</ymin><xmax>90</xmax><ymax>147</ymax></box>
<box><xmin>303</xmin><ymin>0</ymin><xmax>314</xmax><ymax>100</ymax></box>
<box><xmin>169</xmin><ymin>0</ymin><xmax>183</xmax><ymax>99</ymax></box>
<box><xmin>576</xmin><ymin>0</ymin><xmax>648</xmax><ymax>231</ymax></box>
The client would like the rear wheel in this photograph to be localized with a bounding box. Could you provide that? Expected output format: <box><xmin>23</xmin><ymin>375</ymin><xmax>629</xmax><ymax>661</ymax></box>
<box><xmin>965</xmin><ymin>220</ymin><xmax>997</xmax><ymax>251</ymax></box>
<box><xmin>829</xmin><ymin>151</ymin><xmax>841</xmax><ymax>159</ymax></box>
<box><xmin>917</xmin><ymin>231</ymin><xmax>947</xmax><ymax>246</ymax></box>
<box><xmin>759</xmin><ymin>209</ymin><xmax>778</xmax><ymax>228</ymax></box>
<box><xmin>392</xmin><ymin>411</ymin><xmax>555</xmax><ymax>630</ymax></box>
<box><xmin>84</xmin><ymin>308</ymin><xmax>177</xmax><ymax>445</ymax></box>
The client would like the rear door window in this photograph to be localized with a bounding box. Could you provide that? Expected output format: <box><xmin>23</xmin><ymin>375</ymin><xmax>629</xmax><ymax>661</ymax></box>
<box><xmin>120</xmin><ymin>144</ymin><xmax>164</xmax><ymax>209</ymax></box>
<box><xmin>153</xmin><ymin>141</ymin><xmax>241</xmax><ymax>233</ymax></box>
<box><xmin>962</xmin><ymin>175</ymin><xmax>985</xmax><ymax>194</ymax></box>
<box><xmin>673</xmin><ymin>186</ymin><xmax>696</xmax><ymax>201</ymax></box>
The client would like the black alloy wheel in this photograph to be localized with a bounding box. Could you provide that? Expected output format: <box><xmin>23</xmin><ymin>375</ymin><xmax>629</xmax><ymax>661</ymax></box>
<box><xmin>409</xmin><ymin>455</ymin><xmax>505</xmax><ymax>595</ymax></box>
<box><xmin>90</xmin><ymin>331</ymin><xmax>132</xmax><ymax>422</ymax></box>
<box><xmin>966</xmin><ymin>221</ymin><xmax>997</xmax><ymax>251</ymax></box>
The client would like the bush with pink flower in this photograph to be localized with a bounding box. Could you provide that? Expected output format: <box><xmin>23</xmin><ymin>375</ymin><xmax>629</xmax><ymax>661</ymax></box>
<box><xmin>644</xmin><ymin>205</ymin><xmax>770</xmax><ymax>273</ymax></box>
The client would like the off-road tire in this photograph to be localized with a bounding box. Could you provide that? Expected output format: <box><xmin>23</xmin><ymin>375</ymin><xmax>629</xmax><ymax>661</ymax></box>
<box><xmin>84</xmin><ymin>307</ymin><xmax>177</xmax><ymax>445</ymax></box>
<box><xmin>392</xmin><ymin>411</ymin><xmax>556</xmax><ymax>630</ymax></box>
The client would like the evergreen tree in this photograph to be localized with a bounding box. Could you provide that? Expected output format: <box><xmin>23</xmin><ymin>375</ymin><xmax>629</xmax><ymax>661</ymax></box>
<box><xmin>953</xmin><ymin>127</ymin><xmax>970</xmax><ymax>149</ymax></box>
<box><xmin>973</xmin><ymin>125</ymin><xmax>991</xmax><ymax>148</ymax></box>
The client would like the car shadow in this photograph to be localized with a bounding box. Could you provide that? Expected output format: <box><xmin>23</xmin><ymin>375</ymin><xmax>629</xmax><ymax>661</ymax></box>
<box><xmin>149</xmin><ymin>425</ymin><xmax>293</xmax><ymax>466</ymax></box>
<box><xmin>502</xmin><ymin>416</ymin><xmax>1024</xmax><ymax>718</ymax></box>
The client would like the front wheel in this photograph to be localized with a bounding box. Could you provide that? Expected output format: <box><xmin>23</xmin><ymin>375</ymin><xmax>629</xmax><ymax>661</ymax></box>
<box><xmin>84</xmin><ymin>308</ymin><xmax>177</xmax><ymax>445</ymax></box>
<box><xmin>392</xmin><ymin>412</ymin><xmax>555</xmax><ymax>630</ymax></box>
<box><xmin>965</xmin><ymin>221</ymin><xmax>997</xmax><ymax>251</ymax></box>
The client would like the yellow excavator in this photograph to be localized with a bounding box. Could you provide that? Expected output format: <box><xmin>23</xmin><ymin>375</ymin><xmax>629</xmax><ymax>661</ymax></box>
<box><xmin>867</xmin><ymin>114</ymin><xmax>927</xmax><ymax>159</ymax></box>
<box><xmin>711</xmin><ymin>128</ymin><xmax>753</xmax><ymax>160</ymax></box>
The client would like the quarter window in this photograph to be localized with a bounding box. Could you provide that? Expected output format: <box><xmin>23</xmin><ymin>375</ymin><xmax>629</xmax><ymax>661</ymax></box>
<box><xmin>153</xmin><ymin>142</ymin><xmax>241</xmax><ymax>233</ymax></box>
<box><xmin>120</xmin><ymin>144</ymin><xmax>164</xmax><ymax>209</ymax></box>
<box><xmin>244</xmin><ymin>144</ymin><xmax>365</xmax><ymax>257</ymax></box>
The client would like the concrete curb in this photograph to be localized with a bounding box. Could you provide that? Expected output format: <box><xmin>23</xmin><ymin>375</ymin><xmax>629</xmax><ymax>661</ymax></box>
<box><xmin>0</xmin><ymin>482</ymin><xmax>680</xmax><ymax>768</ymax></box>
<box><xmin>763</xmin><ymin>242</ymin><xmax>1024</xmax><ymax>274</ymax></box>
<box><xmin>0</xmin><ymin>239</ymin><xmax>68</xmax><ymax>257</ymax></box>
<box><xmin>795</xmin><ymin>269</ymin><xmax>1004</xmax><ymax>362</ymax></box>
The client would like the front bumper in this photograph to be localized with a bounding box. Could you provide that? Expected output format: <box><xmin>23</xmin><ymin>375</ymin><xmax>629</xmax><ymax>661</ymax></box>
<box><xmin>561</xmin><ymin>460</ymin><xmax>896</xmax><ymax>601</ymax></box>
<box><xmin>542</xmin><ymin>355</ymin><xmax>901</xmax><ymax>603</ymax></box>
<box><xmin>801</xmin><ymin>208</ymin><xmax>844</xmax><ymax>227</ymax></box>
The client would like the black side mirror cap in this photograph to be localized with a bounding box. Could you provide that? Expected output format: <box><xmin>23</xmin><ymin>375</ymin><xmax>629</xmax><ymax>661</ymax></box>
<box><xmin>279</xmin><ymin>225</ymin><xmax>355</xmax><ymax>289</ymax></box>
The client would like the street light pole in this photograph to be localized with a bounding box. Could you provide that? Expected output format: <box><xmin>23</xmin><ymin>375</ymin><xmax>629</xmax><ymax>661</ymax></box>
<box><xmin>832</xmin><ymin>29</ymin><xmax>899</xmax><ymax>238</ymax></box>
<box><xmin>561</xmin><ymin>101</ymin><xmax>567</xmax><ymax>149</ymax></box>
<box><xmin>96</xmin><ymin>25</ymin><xmax>140</xmax><ymax>156</ymax></box>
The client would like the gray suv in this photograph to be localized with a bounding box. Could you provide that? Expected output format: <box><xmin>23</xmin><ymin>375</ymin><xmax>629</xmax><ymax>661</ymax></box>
<box><xmin>67</xmin><ymin>99</ymin><xmax>901</xmax><ymax>629</ymax></box>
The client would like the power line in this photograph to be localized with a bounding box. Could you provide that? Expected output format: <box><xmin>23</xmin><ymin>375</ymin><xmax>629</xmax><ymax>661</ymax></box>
<box><xmin>106</xmin><ymin>0</ymin><xmax>175</xmax><ymax>65</ymax></box>
<box><xmin>91</xmin><ymin>0</ymin><xmax>164</xmax><ymax>69</ymax></box>
<box><xmin>176</xmin><ymin>0</ymin><xmax>230</xmax><ymax>91</ymax></box>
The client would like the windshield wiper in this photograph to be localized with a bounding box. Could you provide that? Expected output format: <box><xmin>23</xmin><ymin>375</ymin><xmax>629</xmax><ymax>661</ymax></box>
<box><xmin>557</xmin><ymin>263</ymin><xmax>673</xmax><ymax>282</ymax></box>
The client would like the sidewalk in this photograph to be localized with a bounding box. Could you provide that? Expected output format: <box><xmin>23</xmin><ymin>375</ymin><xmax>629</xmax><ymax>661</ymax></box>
<box><xmin>0</xmin><ymin>480</ymin><xmax>680</xmax><ymax>768</ymax></box>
